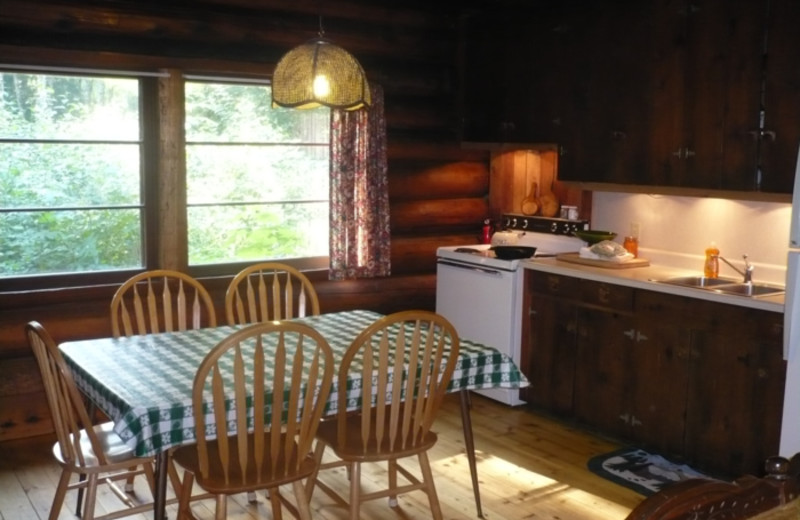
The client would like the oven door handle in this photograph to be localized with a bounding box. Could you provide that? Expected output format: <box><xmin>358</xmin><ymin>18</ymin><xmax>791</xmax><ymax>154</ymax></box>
<box><xmin>437</xmin><ymin>259</ymin><xmax>509</xmax><ymax>276</ymax></box>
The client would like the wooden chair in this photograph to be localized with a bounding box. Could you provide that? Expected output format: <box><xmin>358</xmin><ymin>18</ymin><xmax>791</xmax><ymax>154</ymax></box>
<box><xmin>307</xmin><ymin>310</ymin><xmax>460</xmax><ymax>520</ymax></box>
<box><xmin>225</xmin><ymin>262</ymin><xmax>320</xmax><ymax>325</ymax></box>
<box><xmin>171</xmin><ymin>321</ymin><xmax>335</xmax><ymax>520</ymax></box>
<box><xmin>110</xmin><ymin>269</ymin><xmax>217</xmax><ymax>337</ymax></box>
<box><xmin>624</xmin><ymin>454</ymin><xmax>800</xmax><ymax>520</ymax></box>
<box><xmin>26</xmin><ymin>321</ymin><xmax>157</xmax><ymax>520</ymax></box>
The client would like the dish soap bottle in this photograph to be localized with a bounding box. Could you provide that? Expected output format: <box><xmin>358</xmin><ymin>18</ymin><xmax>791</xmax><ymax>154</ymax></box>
<box><xmin>704</xmin><ymin>242</ymin><xmax>719</xmax><ymax>278</ymax></box>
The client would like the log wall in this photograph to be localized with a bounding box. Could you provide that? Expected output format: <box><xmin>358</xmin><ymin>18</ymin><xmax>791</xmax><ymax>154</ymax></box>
<box><xmin>0</xmin><ymin>0</ymin><xmax>494</xmax><ymax>440</ymax></box>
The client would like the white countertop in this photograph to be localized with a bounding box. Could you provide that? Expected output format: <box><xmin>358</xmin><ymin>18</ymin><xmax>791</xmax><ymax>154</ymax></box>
<box><xmin>521</xmin><ymin>256</ymin><xmax>785</xmax><ymax>313</ymax></box>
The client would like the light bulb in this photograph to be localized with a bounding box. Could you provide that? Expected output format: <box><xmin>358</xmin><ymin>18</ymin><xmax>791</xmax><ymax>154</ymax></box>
<box><xmin>313</xmin><ymin>75</ymin><xmax>330</xmax><ymax>98</ymax></box>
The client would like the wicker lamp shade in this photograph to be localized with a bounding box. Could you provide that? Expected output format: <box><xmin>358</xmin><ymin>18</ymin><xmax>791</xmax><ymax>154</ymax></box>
<box><xmin>272</xmin><ymin>37</ymin><xmax>371</xmax><ymax>111</ymax></box>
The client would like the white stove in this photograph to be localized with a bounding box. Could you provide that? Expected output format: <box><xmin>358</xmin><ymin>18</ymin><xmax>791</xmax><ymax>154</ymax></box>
<box><xmin>435</xmin><ymin>215</ymin><xmax>587</xmax><ymax>406</ymax></box>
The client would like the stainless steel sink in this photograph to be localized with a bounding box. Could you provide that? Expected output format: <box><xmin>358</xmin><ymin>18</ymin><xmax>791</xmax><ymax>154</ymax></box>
<box><xmin>712</xmin><ymin>283</ymin><xmax>785</xmax><ymax>298</ymax></box>
<box><xmin>658</xmin><ymin>276</ymin><xmax>785</xmax><ymax>298</ymax></box>
<box><xmin>661</xmin><ymin>275</ymin><xmax>740</xmax><ymax>288</ymax></box>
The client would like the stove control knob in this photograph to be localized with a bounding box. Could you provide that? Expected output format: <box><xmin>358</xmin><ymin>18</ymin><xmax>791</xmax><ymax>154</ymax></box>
<box><xmin>551</xmin><ymin>222</ymin><xmax>558</xmax><ymax>233</ymax></box>
<box><xmin>521</xmin><ymin>219</ymin><xmax>529</xmax><ymax>229</ymax></box>
<box><xmin>511</xmin><ymin>218</ymin><xmax>518</xmax><ymax>228</ymax></box>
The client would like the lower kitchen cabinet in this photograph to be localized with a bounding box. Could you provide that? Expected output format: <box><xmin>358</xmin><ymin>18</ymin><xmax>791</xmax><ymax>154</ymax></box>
<box><xmin>522</xmin><ymin>270</ymin><xmax>786</xmax><ymax>477</ymax></box>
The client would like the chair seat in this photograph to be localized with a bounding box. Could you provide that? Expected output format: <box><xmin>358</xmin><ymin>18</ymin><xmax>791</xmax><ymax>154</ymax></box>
<box><xmin>172</xmin><ymin>432</ymin><xmax>318</xmax><ymax>495</ymax></box>
<box><xmin>316</xmin><ymin>414</ymin><xmax>439</xmax><ymax>462</ymax></box>
<box><xmin>51</xmin><ymin>421</ymin><xmax>143</xmax><ymax>469</ymax></box>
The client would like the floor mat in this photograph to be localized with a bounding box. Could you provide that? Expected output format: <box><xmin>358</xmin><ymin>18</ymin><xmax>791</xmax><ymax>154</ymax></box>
<box><xmin>587</xmin><ymin>447</ymin><xmax>716</xmax><ymax>496</ymax></box>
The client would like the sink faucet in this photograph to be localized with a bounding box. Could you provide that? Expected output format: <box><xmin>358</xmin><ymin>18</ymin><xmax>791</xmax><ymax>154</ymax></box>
<box><xmin>717</xmin><ymin>254</ymin><xmax>754</xmax><ymax>283</ymax></box>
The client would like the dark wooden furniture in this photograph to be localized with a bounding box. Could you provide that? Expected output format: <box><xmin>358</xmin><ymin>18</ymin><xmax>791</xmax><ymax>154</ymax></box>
<box><xmin>625</xmin><ymin>455</ymin><xmax>800</xmax><ymax>520</ymax></box>
<box><xmin>460</xmin><ymin>0</ymin><xmax>800</xmax><ymax>195</ymax></box>
<box><xmin>522</xmin><ymin>270</ymin><xmax>786</xmax><ymax>477</ymax></box>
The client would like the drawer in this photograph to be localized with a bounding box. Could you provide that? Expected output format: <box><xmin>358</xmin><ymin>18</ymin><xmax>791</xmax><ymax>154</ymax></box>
<box><xmin>579</xmin><ymin>279</ymin><xmax>634</xmax><ymax>310</ymax></box>
<box><xmin>528</xmin><ymin>272</ymin><xmax>580</xmax><ymax>298</ymax></box>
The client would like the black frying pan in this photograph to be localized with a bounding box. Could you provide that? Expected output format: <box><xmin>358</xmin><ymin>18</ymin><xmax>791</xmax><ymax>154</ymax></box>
<box><xmin>490</xmin><ymin>246</ymin><xmax>537</xmax><ymax>260</ymax></box>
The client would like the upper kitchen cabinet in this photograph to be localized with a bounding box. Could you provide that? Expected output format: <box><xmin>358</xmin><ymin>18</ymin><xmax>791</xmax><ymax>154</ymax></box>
<box><xmin>646</xmin><ymin>0</ymin><xmax>765</xmax><ymax>191</ymax></box>
<box><xmin>458</xmin><ymin>6</ymin><xmax>567</xmax><ymax>144</ymax></box>
<box><xmin>554</xmin><ymin>0</ymin><xmax>653</xmax><ymax>184</ymax></box>
<box><xmin>460</xmin><ymin>0</ymin><xmax>799</xmax><ymax>195</ymax></box>
<box><xmin>759</xmin><ymin>0</ymin><xmax>800</xmax><ymax>194</ymax></box>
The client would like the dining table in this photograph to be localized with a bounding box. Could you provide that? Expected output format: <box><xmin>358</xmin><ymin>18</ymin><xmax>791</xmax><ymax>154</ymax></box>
<box><xmin>58</xmin><ymin>309</ymin><xmax>529</xmax><ymax>520</ymax></box>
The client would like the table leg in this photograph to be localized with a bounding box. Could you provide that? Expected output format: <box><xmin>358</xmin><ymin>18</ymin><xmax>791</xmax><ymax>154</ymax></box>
<box><xmin>460</xmin><ymin>389</ymin><xmax>484</xmax><ymax>519</ymax></box>
<box><xmin>154</xmin><ymin>451</ymin><xmax>169</xmax><ymax>520</ymax></box>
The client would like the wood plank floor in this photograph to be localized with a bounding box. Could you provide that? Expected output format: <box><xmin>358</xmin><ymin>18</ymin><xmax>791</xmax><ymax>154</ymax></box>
<box><xmin>0</xmin><ymin>393</ymin><xmax>645</xmax><ymax>519</ymax></box>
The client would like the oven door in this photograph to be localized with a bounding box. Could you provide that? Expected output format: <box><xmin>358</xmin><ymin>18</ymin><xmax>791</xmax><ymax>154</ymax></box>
<box><xmin>435</xmin><ymin>259</ymin><xmax>524</xmax><ymax>406</ymax></box>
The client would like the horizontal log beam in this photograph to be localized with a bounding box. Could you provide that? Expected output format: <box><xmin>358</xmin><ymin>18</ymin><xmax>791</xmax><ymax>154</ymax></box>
<box><xmin>390</xmin><ymin>161</ymin><xmax>488</xmax><ymax>200</ymax></box>
<box><xmin>391</xmin><ymin>197</ymin><xmax>488</xmax><ymax>233</ymax></box>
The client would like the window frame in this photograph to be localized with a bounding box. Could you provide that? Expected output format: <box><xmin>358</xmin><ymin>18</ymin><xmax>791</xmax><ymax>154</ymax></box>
<box><xmin>0</xmin><ymin>67</ymin><xmax>330</xmax><ymax>292</ymax></box>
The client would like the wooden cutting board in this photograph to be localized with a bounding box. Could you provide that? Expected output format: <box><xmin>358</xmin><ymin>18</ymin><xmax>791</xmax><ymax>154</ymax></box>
<box><xmin>556</xmin><ymin>252</ymin><xmax>650</xmax><ymax>269</ymax></box>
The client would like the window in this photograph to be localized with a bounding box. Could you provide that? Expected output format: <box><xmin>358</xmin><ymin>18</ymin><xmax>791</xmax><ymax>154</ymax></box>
<box><xmin>185</xmin><ymin>80</ymin><xmax>330</xmax><ymax>267</ymax></box>
<box><xmin>0</xmin><ymin>71</ymin><xmax>142</xmax><ymax>278</ymax></box>
<box><xmin>0</xmin><ymin>70</ymin><xmax>331</xmax><ymax>286</ymax></box>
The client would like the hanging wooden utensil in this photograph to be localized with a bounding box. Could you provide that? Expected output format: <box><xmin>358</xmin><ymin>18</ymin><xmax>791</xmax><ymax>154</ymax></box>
<box><xmin>521</xmin><ymin>181</ymin><xmax>539</xmax><ymax>215</ymax></box>
<box><xmin>538</xmin><ymin>163</ymin><xmax>560</xmax><ymax>217</ymax></box>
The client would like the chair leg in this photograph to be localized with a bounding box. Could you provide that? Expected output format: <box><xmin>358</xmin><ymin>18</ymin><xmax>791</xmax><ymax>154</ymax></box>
<box><xmin>49</xmin><ymin>470</ymin><xmax>72</xmax><ymax>520</ymax></box>
<box><xmin>215</xmin><ymin>494</ymin><xmax>227</xmax><ymax>520</ymax></box>
<box><xmin>292</xmin><ymin>480</ymin><xmax>314</xmax><ymax>520</ymax></box>
<box><xmin>75</xmin><ymin>473</ymin><xmax>87</xmax><ymax>516</ymax></box>
<box><xmin>269</xmin><ymin>487</ymin><xmax>283</xmax><ymax>520</ymax></box>
<box><xmin>178</xmin><ymin>471</ymin><xmax>195</xmax><ymax>520</ymax></box>
<box><xmin>349</xmin><ymin>462</ymin><xmax>361</xmax><ymax>520</ymax></box>
<box><xmin>305</xmin><ymin>440</ymin><xmax>327</xmax><ymax>498</ymax></box>
<box><xmin>418</xmin><ymin>451</ymin><xmax>443</xmax><ymax>520</ymax></box>
<box><xmin>82</xmin><ymin>473</ymin><xmax>99</xmax><ymax>520</ymax></box>
<box><xmin>125</xmin><ymin>465</ymin><xmax>136</xmax><ymax>492</ymax></box>
<box><xmin>388</xmin><ymin>458</ymin><xmax>399</xmax><ymax>507</ymax></box>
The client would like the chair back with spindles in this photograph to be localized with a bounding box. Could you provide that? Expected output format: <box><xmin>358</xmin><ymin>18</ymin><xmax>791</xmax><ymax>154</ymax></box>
<box><xmin>188</xmin><ymin>321</ymin><xmax>333</xmax><ymax>488</ymax></box>
<box><xmin>27</xmin><ymin>321</ymin><xmax>107</xmax><ymax>468</ymax></box>
<box><xmin>110</xmin><ymin>269</ymin><xmax>217</xmax><ymax>337</ymax></box>
<box><xmin>225</xmin><ymin>262</ymin><xmax>320</xmax><ymax>325</ymax></box>
<box><xmin>335</xmin><ymin>310</ymin><xmax>460</xmax><ymax>454</ymax></box>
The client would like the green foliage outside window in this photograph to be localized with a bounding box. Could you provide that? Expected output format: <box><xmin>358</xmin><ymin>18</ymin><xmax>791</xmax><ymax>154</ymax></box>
<box><xmin>0</xmin><ymin>72</ymin><xmax>330</xmax><ymax>279</ymax></box>
<box><xmin>0</xmin><ymin>73</ymin><xmax>141</xmax><ymax>276</ymax></box>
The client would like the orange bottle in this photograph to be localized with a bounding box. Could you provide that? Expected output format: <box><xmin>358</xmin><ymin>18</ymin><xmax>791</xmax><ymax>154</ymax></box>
<box><xmin>623</xmin><ymin>236</ymin><xmax>638</xmax><ymax>258</ymax></box>
<box><xmin>704</xmin><ymin>242</ymin><xmax>719</xmax><ymax>278</ymax></box>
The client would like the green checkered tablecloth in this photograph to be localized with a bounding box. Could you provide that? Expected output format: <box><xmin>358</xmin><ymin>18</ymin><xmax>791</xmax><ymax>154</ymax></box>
<box><xmin>59</xmin><ymin>309</ymin><xmax>529</xmax><ymax>458</ymax></box>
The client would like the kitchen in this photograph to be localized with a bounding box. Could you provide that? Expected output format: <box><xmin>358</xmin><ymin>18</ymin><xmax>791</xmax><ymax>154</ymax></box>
<box><xmin>1</xmin><ymin>0</ymin><xmax>800</xmax><ymax>516</ymax></box>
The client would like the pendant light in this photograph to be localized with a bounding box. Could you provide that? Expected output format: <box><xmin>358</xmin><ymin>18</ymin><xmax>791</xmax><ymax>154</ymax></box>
<box><xmin>272</xmin><ymin>18</ymin><xmax>371</xmax><ymax>111</ymax></box>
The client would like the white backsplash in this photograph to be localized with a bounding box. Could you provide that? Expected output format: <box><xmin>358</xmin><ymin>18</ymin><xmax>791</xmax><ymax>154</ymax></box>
<box><xmin>591</xmin><ymin>192</ymin><xmax>792</xmax><ymax>285</ymax></box>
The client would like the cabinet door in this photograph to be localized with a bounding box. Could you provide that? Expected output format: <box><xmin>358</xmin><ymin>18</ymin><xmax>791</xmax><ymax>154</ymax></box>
<box><xmin>556</xmin><ymin>0</ymin><xmax>653</xmax><ymax>184</ymax></box>
<box><xmin>573</xmin><ymin>305</ymin><xmax>636</xmax><ymax>438</ymax></box>
<box><xmin>633</xmin><ymin>291</ymin><xmax>691</xmax><ymax>457</ymax></box>
<box><xmin>759</xmin><ymin>0</ymin><xmax>800</xmax><ymax>194</ymax></box>
<box><xmin>524</xmin><ymin>295</ymin><xmax>578</xmax><ymax>413</ymax></box>
<box><xmin>459</xmin><ymin>11</ymin><xmax>512</xmax><ymax>142</ymax></box>
<box><xmin>684</xmin><ymin>302</ymin><xmax>785</xmax><ymax>476</ymax></box>
<box><xmin>572</xmin><ymin>280</ymin><xmax>637</xmax><ymax>437</ymax></box>
<box><xmin>523</xmin><ymin>272</ymin><xmax>580</xmax><ymax>413</ymax></box>
<box><xmin>649</xmin><ymin>0</ymin><xmax>766</xmax><ymax>190</ymax></box>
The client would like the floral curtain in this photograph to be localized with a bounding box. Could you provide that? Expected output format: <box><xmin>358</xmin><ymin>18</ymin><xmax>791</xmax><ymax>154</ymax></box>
<box><xmin>329</xmin><ymin>84</ymin><xmax>391</xmax><ymax>280</ymax></box>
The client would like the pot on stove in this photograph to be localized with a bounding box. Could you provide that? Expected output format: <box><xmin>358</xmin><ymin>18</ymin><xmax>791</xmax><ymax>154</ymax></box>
<box><xmin>491</xmin><ymin>230</ymin><xmax>526</xmax><ymax>246</ymax></box>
